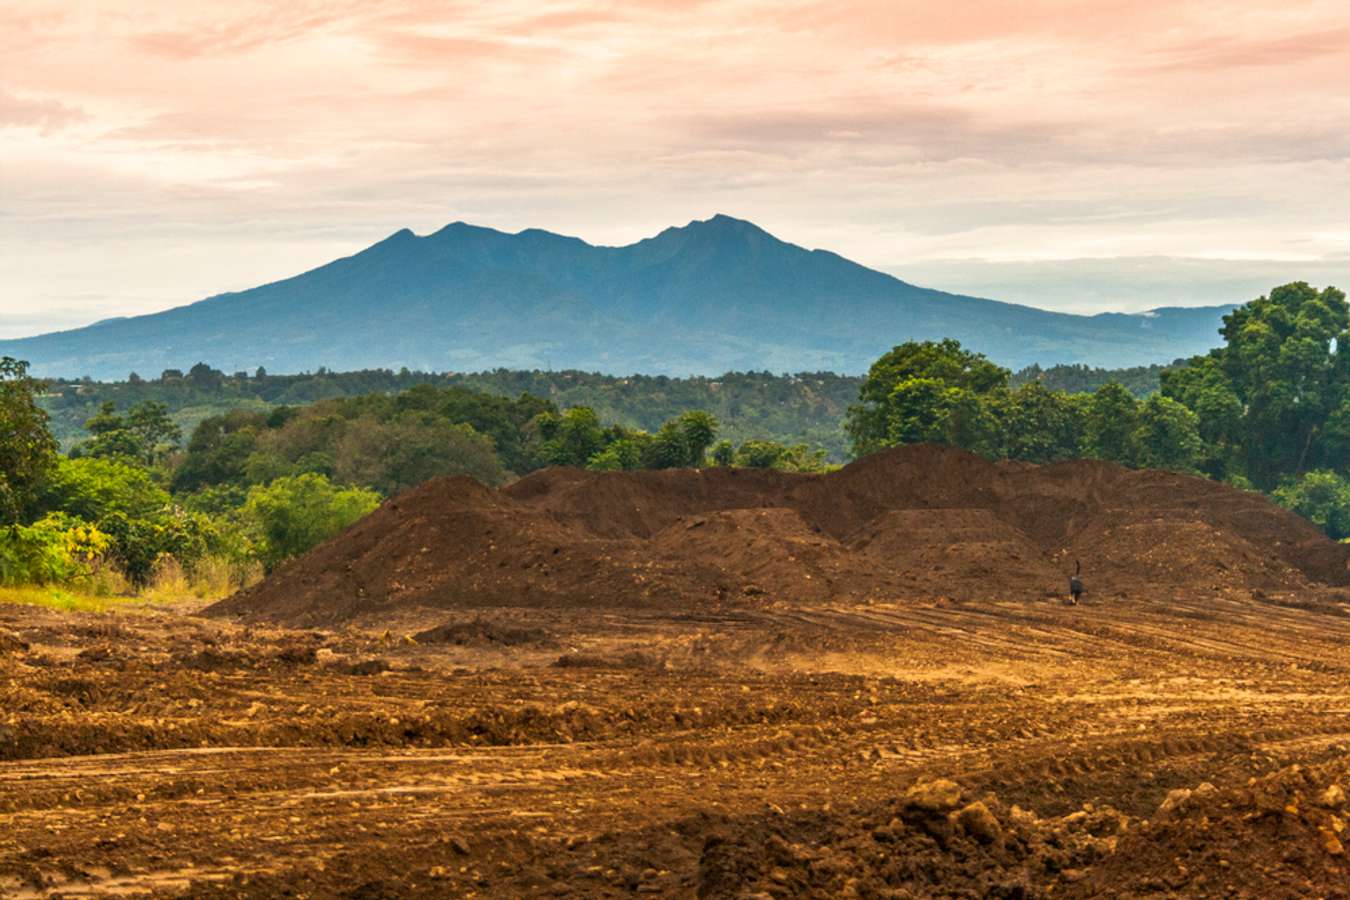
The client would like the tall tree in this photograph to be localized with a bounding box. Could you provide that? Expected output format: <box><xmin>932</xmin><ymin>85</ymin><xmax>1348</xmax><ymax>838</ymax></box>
<box><xmin>0</xmin><ymin>357</ymin><xmax>58</xmax><ymax>524</ymax></box>
<box><xmin>847</xmin><ymin>340</ymin><xmax>1009</xmax><ymax>457</ymax></box>
<box><xmin>126</xmin><ymin>401</ymin><xmax>182</xmax><ymax>465</ymax></box>
<box><xmin>1083</xmin><ymin>381</ymin><xmax>1139</xmax><ymax>464</ymax></box>
<box><xmin>1191</xmin><ymin>282</ymin><xmax>1350</xmax><ymax>487</ymax></box>
<box><xmin>1132</xmin><ymin>395</ymin><xmax>1204</xmax><ymax>473</ymax></box>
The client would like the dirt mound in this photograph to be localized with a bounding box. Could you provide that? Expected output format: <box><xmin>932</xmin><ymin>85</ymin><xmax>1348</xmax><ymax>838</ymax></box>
<box><xmin>852</xmin><ymin>508</ymin><xmax>1059</xmax><ymax>599</ymax></box>
<box><xmin>207</xmin><ymin>445</ymin><xmax>1350</xmax><ymax>626</ymax></box>
<box><xmin>412</xmin><ymin>619</ymin><xmax>551</xmax><ymax>647</ymax></box>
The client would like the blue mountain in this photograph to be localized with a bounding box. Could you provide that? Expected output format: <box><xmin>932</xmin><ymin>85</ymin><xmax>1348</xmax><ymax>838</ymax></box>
<box><xmin>1</xmin><ymin>215</ymin><xmax>1234</xmax><ymax>378</ymax></box>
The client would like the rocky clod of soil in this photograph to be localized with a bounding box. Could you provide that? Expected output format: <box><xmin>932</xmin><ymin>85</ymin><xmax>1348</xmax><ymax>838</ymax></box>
<box><xmin>696</xmin><ymin>763</ymin><xmax>1350</xmax><ymax>899</ymax></box>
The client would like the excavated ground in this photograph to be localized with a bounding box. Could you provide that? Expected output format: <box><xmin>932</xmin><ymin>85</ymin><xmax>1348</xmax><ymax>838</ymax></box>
<box><xmin>4</xmin><ymin>447</ymin><xmax>1349</xmax><ymax>897</ymax></box>
<box><xmin>3</xmin><ymin>590</ymin><xmax>1349</xmax><ymax>898</ymax></box>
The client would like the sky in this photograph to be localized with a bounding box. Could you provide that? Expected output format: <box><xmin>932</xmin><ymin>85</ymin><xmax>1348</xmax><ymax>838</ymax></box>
<box><xmin>4</xmin><ymin>0</ymin><xmax>1350</xmax><ymax>337</ymax></box>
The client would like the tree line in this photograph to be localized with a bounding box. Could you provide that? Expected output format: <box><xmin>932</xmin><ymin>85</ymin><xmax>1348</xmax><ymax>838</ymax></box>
<box><xmin>847</xmin><ymin>283</ymin><xmax>1350</xmax><ymax>538</ymax></box>
<box><xmin>38</xmin><ymin>361</ymin><xmax>1166</xmax><ymax>463</ymax></box>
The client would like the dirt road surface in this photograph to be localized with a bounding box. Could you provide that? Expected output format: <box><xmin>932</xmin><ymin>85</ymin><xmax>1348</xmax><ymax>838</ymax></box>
<box><xmin>2</xmin><ymin>590</ymin><xmax>1348</xmax><ymax>898</ymax></box>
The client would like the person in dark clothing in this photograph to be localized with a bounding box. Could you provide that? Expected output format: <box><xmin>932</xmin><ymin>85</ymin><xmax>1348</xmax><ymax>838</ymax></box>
<box><xmin>1068</xmin><ymin>560</ymin><xmax>1084</xmax><ymax>605</ymax></box>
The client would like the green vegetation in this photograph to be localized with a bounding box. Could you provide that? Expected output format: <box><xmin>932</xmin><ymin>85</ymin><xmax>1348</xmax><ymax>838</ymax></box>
<box><xmin>6</xmin><ymin>358</ymin><xmax>825</xmax><ymax>600</ymax></box>
<box><xmin>1160</xmin><ymin>283</ymin><xmax>1349</xmax><ymax>489</ymax></box>
<box><xmin>0</xmin><ymin>584</ymin><xmax>159</xmax><ymax>614</ymax></box>
<box><xmin>40</xmin><ymin>368</ymin><xmax>860</xmax><ymax>461</ymax></box>
<box><xmin>1</xmin><ymin>358</ymin><xmax>58</xmax><ymax>524</ymax></box>
<box><xmin>1010</xmin><ymin>362</ymin><xmax>1175</xmax><ymax>397</ymax></box>
<box><xmin>846</xmin><ymin>282</ymin><xmax>1349</xmax><ymax>538</ymax></box>
<box><xmin>1272</xmin><ymin>471</ymin><xmax>1350</xmax><ymax>541</ymax></box>
<box><xmin>38</xmin><ymin>364</ymin><xmax>1177</xmax><ymax>466</ymax></box>
<box><xmin>242</xmin><ymin>475</ymin><xmax>382</xmax><ymax>570</ymax></box>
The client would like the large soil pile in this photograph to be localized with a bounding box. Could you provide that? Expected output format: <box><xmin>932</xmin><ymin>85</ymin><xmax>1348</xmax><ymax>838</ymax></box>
<box><xmin>207</xmin><ymin>445</ymin><xmax>1350</xmax><ymax>626</ymax></box>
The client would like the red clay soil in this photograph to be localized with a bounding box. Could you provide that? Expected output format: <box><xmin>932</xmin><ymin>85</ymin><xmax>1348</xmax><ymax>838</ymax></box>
<box><xmin>206</xmin><ymin>445</ymin><xmax>1350</xmax><ymax>627</ymax></box>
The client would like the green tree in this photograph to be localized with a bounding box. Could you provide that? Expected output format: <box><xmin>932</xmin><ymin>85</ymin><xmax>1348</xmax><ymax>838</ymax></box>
<box><xmin>642</xmin><ymin>421</ymin><xmax>697</xmax><ymax>469</ymax></box>
<box><xmin>675</xmin><ymin>411</ymin><xmax>718</xmax><ymax>466</ymax></box>
<box><xmin>1272</xmin><ymin>471</ymin><xmax>1350</xmax><ymax>540</ymax></box>
<box><xmin>847</xmin><ymin>340</ymin><xmax>1009</xmax><ymax>457</ymax></box>
<box><xmin>242</xmin><ymin>474</ymin><xmax>381</xmax><ymax>570</ymax></box>
<box><xmin>993</xmin><ymin>383</ymin><xmax>1083</xmax><ymax>464</ymax></box>
<box><xmin>726</xmin><ymin>439</ymin><xmax>829</xmax><ymax>472</ymax></box>
<box><xmin>37</xmin><ymin>456</ymin><xmax>213</xmax><ymax>585</ymax></box>
<box><xmin>125</xmin><ymin>401</ymin><xmax>182</xmax><ymax>465</ymax></box>
<box><xmin>1159</xmin><ymin>355</ymin><xmax>1244</xmax><ymax>479</ymax></box>
<box><xmin>1131</xmin><ymin>395</ymin><xmax>1204</xmax><ymax>473</ymax></box>
<box><xmin>882</xmin><ymin>377</ymin><xmax>955</xmax><ymax>446</ymax></box>
<box><xmin>40</xmin><ymin>457</ymin><xmax>171</xmax><ymax>522</ymax></box>
<box><xmin>83</xmin><ymin>401</ymin><xmax>125</xmax><ymax>436</ymax></box>
<box><xmin>75</xmin><ymin>400</ymin><xmax>179</xmax><ymax>465</ymax></box>
<box><xmin>1185</xmin><ymin>282</ymin><xmax>1349</xmax><ymax>487</ymax></box>
<box><xmin>587</xmin><ymin>433</ymin><xmax>652</xmax><ymax>471</ymax></box>
<box><xmin>171</xmin><ymin>410</ymin><xmax>265</xmax><ymax>492</ymax></box>
<box><xmin>1083</xmin><ymin>381</ymin><xmax>1139</xmax><ymax>464</ymax></box>
<box><xmin>0</xmin><ymin>357</ymin><xmax>59</xmax><ymax>524</ymax></box>
<box><xmin>538</xmin><ymin>408</ymin><xmax>606</xmax><ymax>467</ymax></box>
<box><xmin>332</xmin><ymin>413</ymin><xmax>505</xmax><ymax>493</ymax></box>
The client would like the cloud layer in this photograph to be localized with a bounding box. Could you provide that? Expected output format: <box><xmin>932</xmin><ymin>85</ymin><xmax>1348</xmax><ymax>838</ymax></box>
<box><xmin>4</xmin><ymin>0</ymin><xmax>1350</xmax><ymax>335</ymax></box>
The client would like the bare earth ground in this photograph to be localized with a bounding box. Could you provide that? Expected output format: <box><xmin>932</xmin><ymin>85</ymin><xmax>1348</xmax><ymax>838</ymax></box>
<box><xmin>2</xmin><ymin>591</ymin><xmax>1348</xmax><ymax>898</ymax></box>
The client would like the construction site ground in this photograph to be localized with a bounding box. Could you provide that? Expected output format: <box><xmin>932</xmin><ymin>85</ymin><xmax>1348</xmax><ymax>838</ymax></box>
<box><xmin>2</xmin><ymin>590</ymin><xmax>1348</xmax><ymax>898</ymax></box>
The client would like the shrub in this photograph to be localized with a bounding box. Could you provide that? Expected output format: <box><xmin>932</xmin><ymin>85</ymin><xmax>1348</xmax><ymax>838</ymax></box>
<box><xmin>0</xmin><ymin>515</ymin><xmax>110</xmax><ymax>587</ymax></box>
<box><xmin>242</xmin><ymin>473</ymin><xmax>381</xmax><ymax>570</ymax></box>
<box><xmin>1273</xmin><ymin>471</ymin><xmax>1350</xmax><ymax>540</ymax></box>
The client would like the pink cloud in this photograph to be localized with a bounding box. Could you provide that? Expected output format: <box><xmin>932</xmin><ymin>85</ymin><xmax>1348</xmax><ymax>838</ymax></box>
<box><xmin>1142</xmin><ymin>25</ymin><xmax>1350</xmax><ymax>72</ymax></box>
<box><xmin>0</xmin><ymin>88</ymin><xmax>85</xmax><ymax>133</ymax></box>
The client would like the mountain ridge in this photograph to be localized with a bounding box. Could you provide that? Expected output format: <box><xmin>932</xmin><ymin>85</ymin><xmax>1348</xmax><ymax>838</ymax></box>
<box><xmin>1</xmin><ymin>214</ymin><xmax>1236</xmax><ymax>379</ymax></box>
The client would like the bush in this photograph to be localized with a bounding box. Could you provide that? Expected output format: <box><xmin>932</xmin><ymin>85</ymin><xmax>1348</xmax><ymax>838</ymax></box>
<box><xmin>0</xmin><ymin>515</ymin><xmax>110</xmax><ymax>587</ymax></box>
<box><xmin>39</xmin><ymin>457</ymin><xmax>216</xmax><ymax>586</ymax></box>
<box><xmin>242</xmin><ymin>474</ymin><xmax>381</xmax><ymax>570</ymax></box>
<box><xmin>1273</xmin><ymin>471</ymin><xmax>1350</xmax><ymax>540</ymax></box>
<box><xmin>40</xmin><ymin>456</ymin><xmax>170</xmax><ymax>522</ymax></box>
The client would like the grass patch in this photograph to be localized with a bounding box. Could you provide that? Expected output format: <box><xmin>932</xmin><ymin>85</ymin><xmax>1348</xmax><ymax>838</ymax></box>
<box><xmin>0</xmin><ymin>585</ymin><xmax>156</xmax><ymax>613</ymax></box>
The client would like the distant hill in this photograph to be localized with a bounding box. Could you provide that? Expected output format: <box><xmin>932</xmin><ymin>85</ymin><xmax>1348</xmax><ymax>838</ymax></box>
<box><xmin>1</xmin><ymin>215</ymin><xmax>1236</xmax><ymax>379</ymax></box>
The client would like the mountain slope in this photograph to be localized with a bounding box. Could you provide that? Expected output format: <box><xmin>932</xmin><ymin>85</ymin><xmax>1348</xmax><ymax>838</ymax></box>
<box><xmin>1</xmin><ymin>215</ymin><xmax>1235</xmax><ymax>378</ymax></box>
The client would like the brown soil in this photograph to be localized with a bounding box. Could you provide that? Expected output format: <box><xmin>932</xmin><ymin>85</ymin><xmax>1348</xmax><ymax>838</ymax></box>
<box><xmin>206</xmin><ymin>445</ymin><xmax>1350</xmax><ymax>628</ymax></box>
<box><xmin>5</xmin><ymin>447</ymin><xmax>1350</xmax><ymax>898</ymax></box>
<box><xmin>3</xmin><ymin>592</ymin><xmax>1350</xmax><ymax>898</ymax></box>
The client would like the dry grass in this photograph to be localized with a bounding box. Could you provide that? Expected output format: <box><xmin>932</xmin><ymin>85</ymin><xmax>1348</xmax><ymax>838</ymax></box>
<box><xmin>0</xmin><ymin>585</ymin><xmax>149</xmax><ymax>613</ymax></box>
<box><xmin>139</xmin><ymin>555</ymin><xmax>263</xmax><ymax>605</ymax></box>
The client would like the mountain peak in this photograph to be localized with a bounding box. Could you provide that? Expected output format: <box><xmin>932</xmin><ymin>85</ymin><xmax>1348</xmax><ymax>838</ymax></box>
<box><xmin>686</xmin><ymin>213</ymin><xmax>768</xmax><ymax>235</ymax></box>
<box><xmin>637</xmin><ymin>214</ymin><xmax>778</xmax><ymax>256</ymax></box>
<box><xmin>376</xmin><ymin>227</ymin><xmax>416</xmax><ymax>245</ymax></box>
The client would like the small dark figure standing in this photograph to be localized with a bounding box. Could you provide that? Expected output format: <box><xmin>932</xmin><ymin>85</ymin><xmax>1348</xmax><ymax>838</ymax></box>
<box><xmin>1067</xmin><ymin>560</ymin><xmax>1084</xmax><ymax>606</ymax></box>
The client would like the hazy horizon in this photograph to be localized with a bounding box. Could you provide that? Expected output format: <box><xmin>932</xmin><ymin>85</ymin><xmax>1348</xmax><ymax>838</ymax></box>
<box><xmin>6</xmin><ymin>1</ymin><xmax>1350</xmax><ymax>337</ymax></box>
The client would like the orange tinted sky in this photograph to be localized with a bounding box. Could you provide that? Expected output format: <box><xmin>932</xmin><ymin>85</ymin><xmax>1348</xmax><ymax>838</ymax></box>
<box><xmin>4</xmin><ymin>0</ymin><xmax>1350</xmax><ymax>334</ymax></box>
